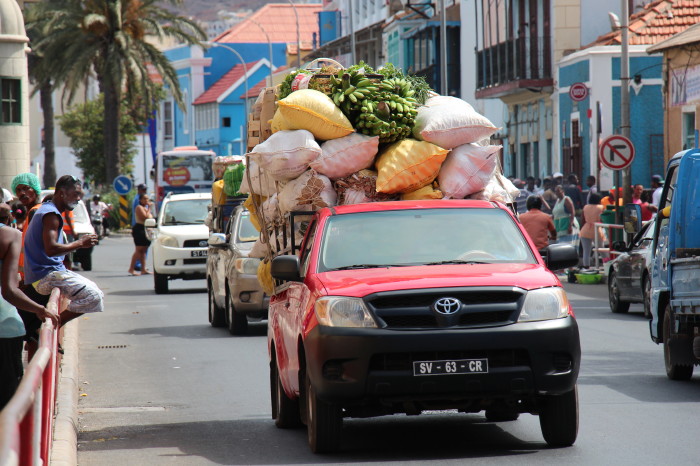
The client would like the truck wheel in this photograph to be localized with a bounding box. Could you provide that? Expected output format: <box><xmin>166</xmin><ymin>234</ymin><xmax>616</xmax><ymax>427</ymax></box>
<box><xmin>663</xmin><ymin>306</ymin><xmax>694</xmax><ymax>380</ymax></box>
<box><xmin>271</xmin><ymin>356</ymin><xmax>301</xmax><ymax>428</ymax></box>
<box><xmin>207</xmin><ymin>285</ymin><xmax>225</xmax><ymax>327</ymax></box>
<box><xmin>539</xmin><ymin>385</ymin><xmax>578</xmax><ymax>447</ymax></box>
<box><xmin>154</xmin><ymin>272</ymin><xmax>169</xmax><ymax>295</ymax></box>
<box><xmin>485</xmin><ymin>407</ymin><xmax>520</xmax><ymax>422</ymax></box>
<box><xmin>227</xmin><ymin>289</ymin><xmax>248</xmax><ymax>335</ymax></box>
<box><xmin>642</xmin><ymin>275</ymin><xmax>652</xmax><ymax>319</ymax></box>
<box><xmin>306</xmin><ymin>373</ymin><xmax>342</xmax><ymax>453</ymax></box>
<box><xmin>608</xmin><ymin>271</ymin><xmax>630</xmax><ymax>313</ymax></box>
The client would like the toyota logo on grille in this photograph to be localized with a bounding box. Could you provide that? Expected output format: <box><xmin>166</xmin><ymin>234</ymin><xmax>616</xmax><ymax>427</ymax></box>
<box><xmin>433</xmin><ymin>297</ymin><xmax>461</xmax><ymax>315</ymax></box>
<box><xmin>199</xmin><ymin>240</ymin><xmax>208</xmax><ymax>247</ymax></box>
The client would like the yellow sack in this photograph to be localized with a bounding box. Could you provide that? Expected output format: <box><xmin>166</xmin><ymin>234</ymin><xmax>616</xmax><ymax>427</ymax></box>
<box><xmin>401</xmin><ymin>184</ymin><xmax>443</xmax><ymax>200</ymax></box>
<box><xmin>212</xmin><ymin>180</ymin><xmax>227</xmax><ymax>206</ymax></box>
<box><xmin>257</xmin><ymin>259</ymin><xmax>275</xmax><ymax>296</ymax></box>
<box><xmin>244</xmin><ymin>194</ymin><xmax>266</xmax><ymax>232</ymax></box>
<box><xmin>270</xmin><ymin>108</ymin><xmax>291</xmax><ymax>133</ymax></box>
<box><xmin>277</xmin><ymin>89</ymin><xmax>353</xmax><ymax>141</ymax></box>
<box><xmin>375</xmin><ymin>139</ymin><xmax>449</xmax><ymax>194</ymax></box>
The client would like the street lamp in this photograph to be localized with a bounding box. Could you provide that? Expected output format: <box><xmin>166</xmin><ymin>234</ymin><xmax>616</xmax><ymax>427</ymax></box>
<box><xmin>204</xmin><ymin>41</ymin><xmax>249</xmax><ymax>152</ymax></box>
<box><xmin>288</xmin><ymin>0</ymin><xmax>301</xmax><ymax>69</ymax></box>
<box><xmin>248</xmin><ymin>18</ymin><xmax>275</xmax><ymax>86</ymax></box>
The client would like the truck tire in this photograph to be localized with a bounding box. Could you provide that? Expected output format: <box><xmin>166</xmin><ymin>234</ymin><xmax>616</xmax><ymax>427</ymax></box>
<box><xmin>608</xmin><ymin>271</ymin><xmax>630</xmax><ymax>313</ymax></box>
<box><xmin>539</xmin><ymin>385</ymin><xmax>578</xmax><ymax>447</ymax></box>
<box><xmin>271</xmin><ymin>355</ymin><xmax>301</xmax><ymax>428</ymax></box>
<box><xmin>154</xmin><ymin>272</ymin><xmax>169</xmax><ymax>294</ymax></box>
<box><xmin>663</xmin><ymin>305</ymin><xmax>694</xmax><ymax>380</ymax></box>
<box><xmin>227</xmin><ymin>289</ymin><xmax>248</xmax><ymax>335</ymax></box>
<box><xmin>207</xmin><ymin>284</ymin><xmax>225</xmax><ymax>327</ymax></box>
<box><xmin>306</xmin><ymin>372</ymin><xmax>342</xmax><ymax>453</ymax></box>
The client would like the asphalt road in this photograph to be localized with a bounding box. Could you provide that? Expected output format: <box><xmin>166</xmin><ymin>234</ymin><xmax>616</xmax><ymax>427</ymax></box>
<box><xmin>75</xmin><ymin>236</ymin><xmax>700</xmax><ymax>465</ymax></box>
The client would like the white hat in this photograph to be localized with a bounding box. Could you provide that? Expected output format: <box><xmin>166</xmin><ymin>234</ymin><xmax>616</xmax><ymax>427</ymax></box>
<box><xmin>552</xmin><ymin>172</ymin><xmax>563</xmax><ymax>178</ymax></box>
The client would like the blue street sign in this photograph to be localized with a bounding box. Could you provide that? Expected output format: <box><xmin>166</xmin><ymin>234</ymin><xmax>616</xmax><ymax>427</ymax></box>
<box><xmin>113</xmin><ymin>175</ymin><xmax>133</xmax><ymax>195</ymax></box>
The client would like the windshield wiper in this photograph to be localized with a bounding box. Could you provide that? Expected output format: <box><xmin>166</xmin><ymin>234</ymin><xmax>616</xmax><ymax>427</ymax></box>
<box><xmin>424</xmin><ymin>260</ymin><xmax>490</xmax><ymax>265</ymax></box>
<box><xmin>329</xmin><ymin>264</ymin><xmax>413</xmax><ymax>271</ymax></box>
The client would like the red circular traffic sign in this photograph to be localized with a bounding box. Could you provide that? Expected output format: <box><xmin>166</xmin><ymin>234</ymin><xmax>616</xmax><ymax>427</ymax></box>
<box><xmin>569</xmin><ymin>82</ymin><xmax>588</xmax><ymax>102</ymax></box>
<box><xmin>599</xmin><ymin>135</ymin><xmax>635</xmax><ymax>170</ymax></box>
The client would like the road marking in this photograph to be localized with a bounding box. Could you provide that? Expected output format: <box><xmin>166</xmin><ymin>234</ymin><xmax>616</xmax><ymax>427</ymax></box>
<box><xmin>79</xmin><ymin>406</ymin><xmax>166</xmax><ymax>413</ymax></box>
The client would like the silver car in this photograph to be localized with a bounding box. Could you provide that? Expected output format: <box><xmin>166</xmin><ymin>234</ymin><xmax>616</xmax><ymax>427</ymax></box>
<box><xmin>607</xmin><ymin>217</ymin><xmax>656</xmax><ymax>318</ymax></box>
<box><xmin>207</xmin><ymin>206</ymin><xmax>268</xmax><ymax>335</ymax></box>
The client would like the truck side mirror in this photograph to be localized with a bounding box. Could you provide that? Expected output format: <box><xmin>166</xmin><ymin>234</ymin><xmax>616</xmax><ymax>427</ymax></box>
<box><xmin>207</xmin><ymin>233</ymin><xmax>228</xmax><ymax>248</ymax></box>
<box><xmin>271</xmin><ymin>255</ymin><xmax>302</xmax><ymax>282</ymax></box>
<box><xmin>623</xmin><ymin>204</ymin><xmax>642</xmax><ymax>234</ymax></box>
<box><xmin>542</xmin><ymin>243</ymin><xmax>579</xmax><ymax>271</ymax></box>
<box><xmin>144</xmin><ymin>218</ymin><xmax>156</xmax><ymax>228</ymax></box>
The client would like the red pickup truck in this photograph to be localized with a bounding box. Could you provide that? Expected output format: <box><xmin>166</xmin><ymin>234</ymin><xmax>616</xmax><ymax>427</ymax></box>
<box><xmin>267</xmin><ymin>200</ymin><xmax>580</xmax><ymax>453</ymax></box>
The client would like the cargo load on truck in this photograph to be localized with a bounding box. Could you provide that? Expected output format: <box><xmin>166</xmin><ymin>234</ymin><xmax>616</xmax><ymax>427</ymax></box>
<box><xmin>237</xmin><ymin>60</ymin><xmax>520</xmax><ymax>293</ymax></box>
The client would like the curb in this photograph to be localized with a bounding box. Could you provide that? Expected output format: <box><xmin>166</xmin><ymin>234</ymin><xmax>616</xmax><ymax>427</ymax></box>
<box><xmin>50</xmin><ymin>319</ymin><xmax>79</xmax><ymax>466</ymax></box>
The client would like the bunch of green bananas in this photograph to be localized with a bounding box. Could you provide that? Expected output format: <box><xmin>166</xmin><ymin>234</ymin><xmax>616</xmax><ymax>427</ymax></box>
<box><xmin>355</xmin><ymin>77</ymin><xmax>418</xmax><ymax>143</ymax></box>
<box><xmin>329</xmin><ymin>70</ymin><xmax>378</xmax><ymax>115</ymax></box>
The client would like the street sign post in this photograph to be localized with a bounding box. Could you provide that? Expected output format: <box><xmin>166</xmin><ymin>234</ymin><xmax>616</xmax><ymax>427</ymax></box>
<box><xmin>113</xmin><ymin>175</ymin><xmax>133</xmax><ymax>229</ymax></box>
<box><xmin>569</xmin><ymin>82</ymin><xmax>588</xmax><ymax>102</ymax></box>
<box><xmin>599</xmin><ymin>135</ymin><xmax>635</xmax><ymax>170</ymax></box>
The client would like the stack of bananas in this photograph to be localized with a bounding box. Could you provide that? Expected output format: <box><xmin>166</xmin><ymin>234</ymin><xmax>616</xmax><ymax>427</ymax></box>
<box><xmin>330</xmin><ymin>72</ymin><xmax>418</xmax><ymax>144</ymax></box>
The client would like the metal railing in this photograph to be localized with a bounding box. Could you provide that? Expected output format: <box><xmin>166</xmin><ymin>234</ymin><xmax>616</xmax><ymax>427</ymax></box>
<box><xmin>0</xmin><ymin>288</ymin><xmax>62</xmax><ymax>466</ymax></box>
<box><xmin>593</xmin><ymin>223</ymin><xmax>624</xmax><ymax>272</ymax></box>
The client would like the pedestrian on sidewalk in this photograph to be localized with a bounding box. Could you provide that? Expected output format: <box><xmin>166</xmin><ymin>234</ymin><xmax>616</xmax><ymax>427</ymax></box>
<box><xmin>24</xmin><ymin>175</ymin><xmax>103</xmax><ymax>327</ymax></box>
<box><xmin>128</xmin><ymin>194</ymin><xmax>153</xmax><ymax>276</ymax></box>
<box><xmin>0</xmin><ymin>208</ymin><xmax>59</xmax><ymax>410</ymax></box>
<box><xmin>520</xmin><ymin>196</ymin><xmax>556</xmax><ymax>251</ymax></box>
<box><xmin>579</xmin><ymin>193</ymin><xmax>605</xmax><ymax>269</ymax></box>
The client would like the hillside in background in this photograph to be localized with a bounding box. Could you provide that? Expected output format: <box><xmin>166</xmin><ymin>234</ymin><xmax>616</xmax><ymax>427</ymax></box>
<box><xmin>179</xmin><ymin>0</ymin><xmax>272</xmax><ymax>21</ymax></box>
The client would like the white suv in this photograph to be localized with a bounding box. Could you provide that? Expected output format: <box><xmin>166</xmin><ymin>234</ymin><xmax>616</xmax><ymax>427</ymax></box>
<box><xmin>145</xmin><ymin>192</ymin><xmax>211</xmax><ymax>294</ymax></box>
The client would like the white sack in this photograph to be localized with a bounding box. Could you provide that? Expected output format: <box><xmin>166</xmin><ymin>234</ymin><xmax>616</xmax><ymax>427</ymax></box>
<box><xmin>472</xmin><ymin>173</ymin><xmax>520</xmax><ymax>204</ymax></box>
<box><xmin>278</xmin><ymin>170</ymin><xmax>337</xmax><ymax>214</ymax></box>
<box><xmin>438</xmin><ymin>144</ymin><xmax>501</xmax><ymax>199</ymax></box>
<box><xmin>239</xmin><ymin>160</ymin><xmax>280</xmax><ymax>197</ymax></box>
<box><xmin>251</xmin><ymin>130</ymin><xmax>321</xmax><ymax>181</ymax></box>
<box><xmin>413</xmin><ymin>96</ymin><xmax>498</xmax><ymax>149</ymax></box>
<box><xmin>310</xmin><ymin>133</ymin><xmax>379</xmax><ymax>179</ymax></box>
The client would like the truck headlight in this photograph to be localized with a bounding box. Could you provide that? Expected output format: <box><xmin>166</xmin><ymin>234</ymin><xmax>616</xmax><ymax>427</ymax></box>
<box><xmin>517</xmin><ymin>287</ymin><xmax>570</xmax><ymax>322</ymax></box>
<box><xmin>235</xmin><ymin>258</ymin><xmax>261</xmax><ymax>275</ymax></box>
<box><xmin>157</xmin><ymin>235</ymin><xmax>178</xmax><ymax>247</ymax></box>
<box><xmin>314</xmin><ymin>297</ymin><xmax>378</xmax><ymax>328</ymax></box>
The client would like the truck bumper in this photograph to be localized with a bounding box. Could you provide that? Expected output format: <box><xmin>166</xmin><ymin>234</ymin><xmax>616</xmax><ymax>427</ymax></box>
<box><xmin>303</xmin><ymin>317</ymin><xmax>580</xmax><ymax>406</ymax></box>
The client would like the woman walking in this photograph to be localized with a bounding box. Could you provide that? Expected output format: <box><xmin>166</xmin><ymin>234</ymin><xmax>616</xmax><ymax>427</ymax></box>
<box><xmin>128</xmin><ymin>194</ymin><xmax>153</xmax><ymax>275</ymax></box>
<box><xmin>580</xmin><ymin>193</ymin><xmax>605</xmax><ymax>269</ymax></box>
<box><xmin>553</xmin><ymin>185</ymin><xmax>579</xmax><ymax>246</ymax></box>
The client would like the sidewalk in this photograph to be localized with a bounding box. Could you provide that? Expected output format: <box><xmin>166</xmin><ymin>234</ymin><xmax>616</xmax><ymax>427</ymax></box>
<box><xmin>50</xmin><ymin>315</ymin><xmax>80</xmax><ymax>465</ymax></box>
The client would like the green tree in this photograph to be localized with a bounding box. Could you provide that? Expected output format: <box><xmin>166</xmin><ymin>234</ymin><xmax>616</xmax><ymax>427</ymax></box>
<box><xmin>28</xmin><ymin>0</ymin><xmax>205</xmax><ymax>183</ymax></box>
<box><xmin>58</xmin><ymin>96</ymin><xmax>139</xmax><ymax>185</ymax></box>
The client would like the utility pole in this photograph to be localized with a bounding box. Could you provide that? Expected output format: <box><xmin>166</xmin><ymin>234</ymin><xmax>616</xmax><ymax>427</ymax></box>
<box><xmin>440</xmin><ymin>0</ymin><xmax>448</xmax><ymax>95</ymax></box>
<box><xmin>620</xmin><ymin>0</ymin><xmax>632</xmax><ymax>205</ymax></box>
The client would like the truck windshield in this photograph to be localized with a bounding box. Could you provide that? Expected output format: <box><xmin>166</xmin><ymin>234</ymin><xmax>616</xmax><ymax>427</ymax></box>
<box><xmin>161</xmin><ymin>199</ymin><xmax>210</xmax><ymax>225</ymax></box>
<box><xmin>237</xmin><ymin>212</ymin><xmax>258</xmax><ymax>243</ymax></box>
<box><xmin>318</xmin><ymin>208</ymin><xmax>536</xmax><ymax>272</ymax></box>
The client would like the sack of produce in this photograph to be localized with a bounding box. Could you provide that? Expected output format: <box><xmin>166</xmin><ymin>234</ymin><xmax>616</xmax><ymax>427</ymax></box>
<box><xmin>375</xmin><ymin>139</ymin><xmax>449</xmax><ymax>194</ymax></box>
<box><xmin>401</xmin><ymin>184</ymin><xmax>443</xmax><ymax>200</ymax></box>
<box><xmin>251</xmin><ymin>130</ymin><xmax>321</xmax><ymax>181</ymax></box>
<box><xmin>223</xmin><ymin>163</ymin><xmax>246</xmax><ymax>196</ymax></box>
<box><xmin>413</xmin><ymin>96</ymin><xmax>498</xmax><ymax>148</ymax></box>
<box><xmin>470</xmin><ymin>173</ymin><xmax>520</xmax><ymax>204</ymax></box>
<box><xmin>438</xmin><ymin>144</ymin><xmax>501</xmax><ymax>199</ymax></box>
<box><xmin>212</xmin><ymin>179</ymin><xmax>227</xmax><ymax>206</ymax></box>
<box><xmin>278</xmin><ymin>170</ymin><xmax>337</xmax><ymax>214</ymax></box>
<box><xmin>244</xmin><ymin>194</ymin><xmax>265</xmax><ymax>231</ymax></box>
<box><xmin>240</xmin><ymin>160</ymin><xmax>279</xmax><ymax>197</ymax></box>
<box><xmin>277</xmin><ymin>89</ymin><xmax>354</xmax><ymax>141</ymax></box>
<box><xmin>260</xmin><ymin>194</ymin><xmax>280</xmax><ymax>225</ymax></box>
<box><xmin>334</xmin><ymin>170</ymin><xmax>398</xmax><ymax>205</ymax></box>
<box><xmin>212</xmin><ymin>155</ymin><xmax>245</xmax><ymax>179</ymax></box>
<box><xmin>270</xmin><ymin>108</ymin><xmax>291</xmax><ymax>133</ymax></box>
<box><xmin>310</xmin><ymin>133</ymin><xmax>379</xmax><ymax>180</ymax></box>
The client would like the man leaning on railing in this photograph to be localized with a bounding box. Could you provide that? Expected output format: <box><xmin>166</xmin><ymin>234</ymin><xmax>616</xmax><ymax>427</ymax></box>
<box><xmin>0</xmin><ymin>203</ymin><xmax>59</xmax><ymax>410</ymax></box>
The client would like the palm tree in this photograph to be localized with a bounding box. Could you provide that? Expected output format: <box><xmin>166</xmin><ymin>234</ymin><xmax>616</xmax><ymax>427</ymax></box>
<box><xmin>28</xmin><ymin>0</ymin><xmax>206</xmax><ymax>183</ymax></box>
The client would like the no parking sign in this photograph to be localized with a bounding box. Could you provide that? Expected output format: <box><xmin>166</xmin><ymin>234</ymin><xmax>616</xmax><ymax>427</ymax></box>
<box><xmin>599</xmin><ymin>135</ymin><xmax>635</xmax><ymax>170</ymax></box>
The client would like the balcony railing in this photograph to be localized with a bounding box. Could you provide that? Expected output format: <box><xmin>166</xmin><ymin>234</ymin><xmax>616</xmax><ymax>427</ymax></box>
<box><xmin>476</xmin><ymin>36</ymin><xmax>552</xmax><ymax>91</ymax></box>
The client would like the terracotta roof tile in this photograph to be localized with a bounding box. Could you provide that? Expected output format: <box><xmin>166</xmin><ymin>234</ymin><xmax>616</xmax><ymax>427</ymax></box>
<box><xmin>193</xmin><ymin>60</ymin><xmax>263</xmax><ymax>105</ymax></box>
<box><xmin>214</xmin><ymin>3</ymin><xmax>322</xmax><ymax>44</ymax></box>
<box><xmin>585</xmin><ymin>0</ymin><xmax>700</xmax><ymax>48</ymax></box>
